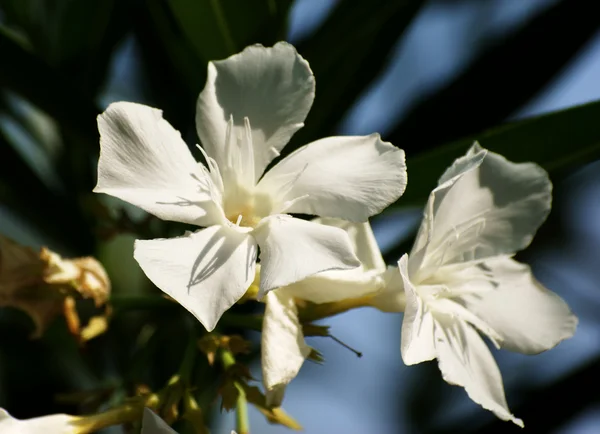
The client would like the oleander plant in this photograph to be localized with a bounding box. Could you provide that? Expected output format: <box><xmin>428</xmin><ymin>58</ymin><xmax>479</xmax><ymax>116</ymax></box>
<box><xmin>0</xmin><ymin>1</ymin><xmax>598</xmax><ymax>433</ymax></box>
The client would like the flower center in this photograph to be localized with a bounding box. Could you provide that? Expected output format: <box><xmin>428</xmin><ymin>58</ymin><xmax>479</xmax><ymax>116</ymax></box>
<box><xmin>226</xmin><ymin>205</ymin><xmax>262</xmax><ymax>228</ymax></box>
<box><xmin>223</xmin><ymin>185</ymin><xmax>273</xmax><ymax>228</ymax></box>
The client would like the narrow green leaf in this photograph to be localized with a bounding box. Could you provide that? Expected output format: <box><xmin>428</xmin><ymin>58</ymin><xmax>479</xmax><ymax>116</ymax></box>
<box><xmin>1</xmin><ymin>0</ymin><xmax>133</xmax><ymax>95</ymax></box>
<box><xmin>134</xmin><ymin>1</ymin><xmax>211</xmax><ymax>135</ymax></box>
<box><xmin>0</xmin><ymin>128</ymin><xmax>93</xmax><ymax>251</ymax></box>
<box><xmin>401</xmin><ymin>100</ymin><xmax>600</xmax><ymax>207</ymax></box>
<box><xmin>387</xmin><ymin>0</ymin><xmax>600</xmax><ymax>154</ymax></box>
<box><xmin>135</xmin><ymin>0</ymin><xmax>293</xmax><ymax>138</ymax></box>
<box><xmin>0</xmin><ymin>1</ymin><xmax>132</xmax><ymax>195</ymax></box>
<box><xmin>286</xmin><ymin>0</ymin><xmax>424</xmax><ymax>152</ymax></box>
<box><xmin>167</xmin><ymin>0</ymin><xmax>293</xmax><ymax>61</ymax></box>
<box><xmin>0</xmin><ymin>29</ymin><xmax>99</xmax><ymax>147</ymax></box>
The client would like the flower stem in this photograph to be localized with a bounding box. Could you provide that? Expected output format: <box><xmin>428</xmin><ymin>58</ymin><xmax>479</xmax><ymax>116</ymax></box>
<box><xmin>235</xmin><ymin>382</ymin><xmax>250</xmax><ymax>434</ymax></box>
<box><xmin>220</xmin><ymin>347</ymin><xmax>236</xmax><ymax>368</ymax></box>
<box><xmin>73</xmin><ymin>400</ymin><xmax>151</xmax><ymax>433</ymax></box>
<box><xmin>220</xmin><ymin>349</ymin><xmax>251</xmax><ymax>434</ymax></box>
<box><xmin>299</xmin><ymin>295</ymin><xmax>374</xmax><ymax>322</ymax></box>
<box><xmin>183</xmin><ymin>391</ymin><xmax>209</xmax><ymax>434</ymax></box>
<box><xmin>71</xmin><ymin>338</ymin><xmax>199</xmax><ymax>433</ymax></box>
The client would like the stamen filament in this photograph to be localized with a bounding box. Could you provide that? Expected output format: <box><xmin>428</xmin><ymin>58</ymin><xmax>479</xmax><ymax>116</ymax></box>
<box><xmin>329</xmin><ymin>334</ymin><xmax>363</xmax><ymax>358</ymax></box>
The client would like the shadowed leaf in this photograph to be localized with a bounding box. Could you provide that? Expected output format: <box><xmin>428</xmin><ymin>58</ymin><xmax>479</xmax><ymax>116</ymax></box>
<box><xmin>388</xmin><ymin>0</ymin><xmax>600</xmax><ymax>154</ymax></box>
<box><xmin>286</xmin><ymin>0</ymin><xmax>424</xmax><ymax>153</ymax></box>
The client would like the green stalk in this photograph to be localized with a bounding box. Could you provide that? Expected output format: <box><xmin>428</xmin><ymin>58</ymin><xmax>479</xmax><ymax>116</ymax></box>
<box><xmin>235</xmin><ymin>382</ymin><xmax>250</xmax><ymax>434</ymax></box>
<box><xmin>220</xmin><ymin>349</ymin><xmax>250</xmax><ymax>434</ymax></box>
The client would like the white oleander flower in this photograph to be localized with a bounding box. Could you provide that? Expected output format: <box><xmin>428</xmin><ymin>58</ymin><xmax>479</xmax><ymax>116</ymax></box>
<box><xmin>0</xmin><ymin>408</ymin><xmax>80</xmax><ymax>434</ymax></box>
<box><xmin>94</xmin><ymin>42</ymin><xmax>407</xmax><ymax>331</ymax></box>
<box><xmin>390</xmin><ymin>143</ymin><xmax>577</xmax><ymax>426</ymax></box>
<box><xmin>261</xmin><ymin>218</ymin><xmax>395</xmax><ymax>406</ymax></box>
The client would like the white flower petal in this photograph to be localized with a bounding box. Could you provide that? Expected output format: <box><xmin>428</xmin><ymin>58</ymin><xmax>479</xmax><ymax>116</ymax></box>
<box><xmin>134</xmin><ymin>226</ymin><xmax>257</xmax><ymax>331</ymax></box>
<box><xmin>437</xmin><ymin>141</ymin><xmax>487</xmax><ymax>186</ymax></box>
<box><xmin>433</xmin><ymin>317</ymin><xmax>523</xmax><ymax>427</ymax></box>
<box><xmin>463</xmin><ymin>257</ymin><xmax>577</xmax><ymax>354</ymax></box>
<box><xmin>254</xmin><ymin>215</ymin><xmax>360</xmax><ymax>297</ymax></box>
<box><xmin>282</xmin><ymin>219</ymin><xmax>386</xmax><ymax>304</ymax></box>
<box><xmin>196</xmin><ymin>42</ymin><xmax>315</xmax><ymax>181</ymax></box>
<box><xmin>0</xmin><ymin>408</ymin><xmax>78</xmax><ymax>434</ymax></box>
<box><xmin>432</xmin><ymin>297</ymin><xmax>502</xmax><ymax>347</ymax></box>
<box><xmin>141</xmin><ymin>408</ymin><xmax>177</xmax><ymax>434</ymax></box>
<box><xmin>285</xmin><ymin>267</ymin><xmax>384</xmax><ymax>304</ymax></box>
<box><xmin>96</xmin><ymin>102</ymin><xmax>223</xmax><ymax>226</ymax></box>
<box><xmin>408</xmin><ymin>145</ymin><xmax>486</xmax><ymax>274</ymax></box>
<box><xmin>369</xmin><ymin>265</ymin><xmax>406</xmax><ymax>313</ymax></box>
<box><xmin>412</xmin><ymin>143</ymin><xmax>551</xmax><ymax>273</ymax></box>
<box><xmin>257</xmin><ymin>134</ymin><xmax>407</xmax><ymax>222</ymax></box>
<box><xmin>399</xmin><ymin>255</ymin><xmax>436</xmax><ymax>364</ymax></box>
<box><xmin>261</xmin><ymin>289</ymin><xmax>311</xmax><ymax>407</ymax></box>
<box><xmin>314</xmin><ymin>218</ymin><xmax>386</xmax><ymax>271</ymax></box>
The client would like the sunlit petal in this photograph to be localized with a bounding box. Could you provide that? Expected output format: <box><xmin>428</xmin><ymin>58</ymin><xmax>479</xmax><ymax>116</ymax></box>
<box><xmin>196</xmin><ymin>42</ymin><xmax>315</xmax><ymax>181</ymax></box>
<box><xmin>463</xmin><ymin>256</ymin><xmax>577</xmax><ymax>354</ymax></box>
<box><xmin>369</xmin><ymin>265</ymin><xmax>406</xmax><ymax>313</ymax></box>
<box><xmin>262</xmin><ymin>289</ymin><xmax>310</xmax><ymax>407</ymax></box>
<box><xmin>398</xmin><ymin>254</ymin><xmax>436</xmax><ymax>364</ymax></box>
<box><xmin>134</xmin><ymin>226</ymin><xmax>257</xmax><ymax>331</ymax></box>
<box><xmin>285</xmin><ymin>267</ymin><xmax>384</xmax><ymax>304</ymax></box>
<box><xmin>411</xmin><ymin>143</ymin><xmax>551</xmax><ymax>274</ymax></box>
<box><xmin>433</xmin><ymin>317</ymin><xmax>523</xmax><ymax>427</ymax></box>
<box><xmin>314</xmin><ymin>218</ymin><xmax>386</xmax><ymax>271</ymax></box>
<box><xmin>96</xmin><ymin>102</ymin><xmax>223</xmax><ymax>226</ymax></box>
<box><xmin>258</xmin><ymin>134</ymin><xmax>407</xmax><ymax>222</ymax></box>
<box><xmin>0</xmin><ymin>408</ymin><xmax>78</xmax><ymax>434</ymax></box>
<box><xmin>253</xmin><ymin>215</ymin><xmax>360</xmax><ymax>297</ymax></box>
<box><xmin>282</xmin><ymin>219</ymin><xmax>386</xmax><ymax>303</ymax></box>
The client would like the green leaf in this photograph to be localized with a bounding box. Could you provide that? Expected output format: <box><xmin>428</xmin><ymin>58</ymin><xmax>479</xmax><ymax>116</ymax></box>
<box><xmin>134</xmin><ymin>0</ymin><xmax>293</xmax><ymax>133</ymax></box>
<box><xmin>1</xmin><ymin>0</ymin><xmax>133</xmax><ymax>95</ymax></box>
<box><xmin>286</xmin><ymin>0</ymin><xmax>424</xmax><ymax>152</ymax></box>
<box><xmin>0</xmin><ymin>127</ymin><xmax>93</xmax><ymax>251</ymax></box>
<box><xmin>0</xmin><ymin>29</ymin><xmax>99</xmax><ymax>146</ymax></box>
<box><xmin>0</xmin><ymin>1</ymin><xmax>134</xmax><ymax>198</ymax></box>
<box><xmin>0</xmin><ymin>28</ymin><xmax>108</xmax><ymax>197</ymax></box>
<box><xmin>167</xmin><ymin>0</ymin><xmax>292</xmax><ymax>61</ymax></box>
<box><xmin>0</xmin><ymin>2</ymin><xmax>135</xmax><ymax>200</ymax></box>
<box><xmin>387</xmin><ymin>0</ymin><xmax>600</xmax><ymax>154</ymax></box>
<box><xmin>400</xmin><ymin>99</ymin><xmax>600</xmax><ymax>207</ymax></box>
